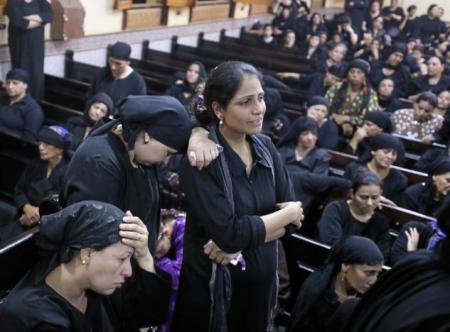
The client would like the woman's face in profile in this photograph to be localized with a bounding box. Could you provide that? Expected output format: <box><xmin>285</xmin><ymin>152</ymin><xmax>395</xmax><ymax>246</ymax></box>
<box><xmin>133</xmin><ymin>131</ymin><xmax>177</xmax><ymax>166</ymax></box>
<box><xmin>344</xmin><ymin>263</ymin><xmax>383</xmax><ymax>294</ymax></box>
<box><xmin>85</xmin><ymin>242</ymin><xmax>134</xmax><ymax>295</ymax></box>
<box><xmin>38</xmin><ymin>141</ymin><xmax>63</xmax><ymax>161</ymax></box>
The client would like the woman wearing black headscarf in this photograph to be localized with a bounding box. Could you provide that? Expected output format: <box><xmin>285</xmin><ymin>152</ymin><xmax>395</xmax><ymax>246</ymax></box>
<box><xmin>0</xmin><ymin>200</ymin><xmax>171</xmax><ymax>331</ymax></box>
<box><xmin>318</xmin><ymin>170</ymin><xmax>391</xmax><ymax>258</ymax></box>
<box><xmin>65</xmin><ymin>92</ymin><xmax>114</xmax><ymax>150</ymax></box>
<box><xmin>401</xmin><ymin>157</ymin><xmax>450</xmax><ymax>216</ymax></box>
<box><xmin>165</xmin><ymin>61</ymin><xmax>207</xmax><ymax>115</ymax></box>
<box><xmin>344</xmin><ymin>133</ymin><xmax>407</xmax><ymax>205</ymax></box>
<box><xmin>61</xmin><ymin>95</ymin><xmax>192</xmax><ymax>254</ymax></box>
<box><xmin>338</xmin><ymin>197</ymin><xmax>450</xmax><ymax>332</ymax></box>
<box><xmin>0</xmin><ymin>125</ymin><xmax>72</xmax><ymax>243</ymax></box>
<box><xmin>286</xmin><ymin>236</ymin><xmax>384</xmax><ymax>332</ymax></box>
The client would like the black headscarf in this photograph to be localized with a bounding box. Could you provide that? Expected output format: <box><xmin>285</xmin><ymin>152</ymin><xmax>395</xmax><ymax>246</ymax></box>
<box><xmin>6</xmin><ymin>68</ymin><xmax>29</xmax><ymax>84</ymax></box>
<box><xmin>364</xmin><ymin>112</ymin><xmax>392</xmax><ymax>133</ymax></box>
<box><xmin>278</xmin><ymin>116</ymin><xmax>318</xmax><ymax>146</ymax></box>
<box><xmin>109</xmin><ymin>41</ymin><xmax>131</xmax><ymax>61</ymax></box>
<box><xmin>17</xmin><ymin>201</ymin><xmax>125</xmax><ymax>287</ymax></box>
<box><xmin>37</xmin><ymin>125</ymin><xmax>72</xmax><ymax>150</ymax></box>
<box><xmin>83</xmin><ymin>92</ymin><xmax>114</xmax><ymax>126</ymax></box>
<box><xmin>286</xmin><ymin>236</ymin><xmax>383</xmax><ymax>332</ymax></box>
<box><xmin>369</xmin><ymin>133</ymin><xmax>400</xmax><ymax>153</ymax></box>
<box><xmin>119</xmin><ymin>95</ymin><xmax>191</xmax><ymax>151</ymax></box>
<box><xmin>306</xmin><ymin>96</ymin><xmax>329</xmax><ymax>108</ymax></box>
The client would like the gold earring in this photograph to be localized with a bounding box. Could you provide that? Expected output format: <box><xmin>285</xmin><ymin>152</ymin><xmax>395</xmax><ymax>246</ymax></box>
<box><xmin>341</xmin><ymin>271</ymin><xmax>347</xmax><ymax>282</ymax></box>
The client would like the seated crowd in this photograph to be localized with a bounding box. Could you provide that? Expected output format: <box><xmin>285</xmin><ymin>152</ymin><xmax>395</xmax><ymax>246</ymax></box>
<box><xmin>0</xmin><ymin>0</ymin><xmax>450</xmax><ymax>331</ymax></box>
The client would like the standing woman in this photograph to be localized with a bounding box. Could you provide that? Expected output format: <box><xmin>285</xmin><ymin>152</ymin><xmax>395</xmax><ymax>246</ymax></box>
<box><xmin>6</xmin><ymin>0</ymin><xmax>53</xmax><ymax>100</ymax></box>
<box><xmin>172</xmin><ymin>62</ymin><xmax>303</xmax><ymax>332</ymax></box>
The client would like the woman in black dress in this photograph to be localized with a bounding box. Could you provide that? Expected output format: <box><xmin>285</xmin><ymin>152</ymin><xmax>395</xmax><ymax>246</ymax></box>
<box><xmin>287</xmin><ymin>236</ymin><xmax>384</xmax><ymax>332</ymax></box>
<box><xmin>65</xmin><ymin>92</ymin><xmax>114</xmax><ymax>150</ymax></box>
<box><xmin>172</xmin><ymin>62</ymin><xmax>303</xmax><ymax>332</ymax></box>
<box><xmin>6</xmin><ymin>0</ymin><xmax>53</xmax><ymax>99</ymax></box>
<box><xmin>318</xmin><ymin>170</ymin><xmax>391</xmax><ymax>258</ymax></box>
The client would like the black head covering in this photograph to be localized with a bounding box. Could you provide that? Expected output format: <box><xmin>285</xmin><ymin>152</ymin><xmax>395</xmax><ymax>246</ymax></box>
<box><xmin>328</xmin><ymin>64</ymin><xmax>347</xmax><ymax>79</ymax></box>
<box><xmin>385</xmin><ymin>43</ymin><xmax>407</xmax><ymax>58</ymax></box>
<box><xmin>109</xmin><ymin>41</ymin><xmax>131</xmax><ymax>61</ymax></box>
<box><xmin>6</xmin><ymin>68</ymin><xmax>29</xmax><ymax>84</ymax></box>
<box><xmin>429</xmin><ymin>157</ymin><xmax>450</xmax><ymax>176</ymax></box>
<box><xmin>369</xmin><ymin>133</ymin><xmax>400</xmax><ymax>153</ymax></box>
<box><xmin>189</xmin><ymin>61</ymin><xmax>208</xmax><ymax>84</ymax></box>
<box><xmin>278</xmin><ymin>116</ymin><xmax>318</xmax><ymax>146</ymax></box>
<box><xmin>84</xmin><ymin>92</ymin><xmax>114</xmax><ymax>125</ymax></box>
<box><xmin>286</xmin><ymin>236</ymin><xmax>383</xmax><ymax>332</ymax></box>
<box><xmin>16</xmin><ymin>201</ymin><xmax>125</xmax><ymax>287</ymax></box>
<box><xmin>119</xmin><ymin>95</ymin><xmax>191</xmax><ymax>151</ymax></box>
<box><xmin>347</xmin><ymin>59</ymin><xmax>370</xmax><ymax>76</ymax></box>
<box><xmin>364</xmin><ymin>111</ymin><xmax>392</xmax><ymax>133</ymax></box>
<box><xmin>37</xmin><ymin>125</ymin><xmax>71</xmax><ymax>150</ymax></box>
<box><xmin>306</xmin><ymin>96</ymin><xmax>329</xmax><ymax>108</ymax></box>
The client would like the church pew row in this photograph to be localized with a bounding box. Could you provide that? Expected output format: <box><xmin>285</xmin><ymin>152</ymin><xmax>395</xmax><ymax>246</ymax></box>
<box><xmin>140</xmin><ymin>39</ymin><xmax>307</xmax><ymax>111</ymax></box>
<box><xmin>0</xmin><ymin>131</ymin><xmax>39</xmax><ymax>203</ymax></box>
<box><xmin>64</xmin><ymin>50</ymin><xmax>171</xmax><ymax>96</ymax></box>
<box><xmin>393</xmin><ymin>134</ymin><xmax>447</xmax><ymax>167</ymax></box>
<box><xmin>0</xmin><ymin>226</ymin><xmax>39</xmax><ymax>296</ymax></box>
<box><xmin>44</xmin><ymin>74</ymin><xmax>89</xmax><ymax>111</ymax></box>
<box><xmin>327</xmin><ymin>150</ymin><xmax>428</xmax><ymax>186</ymax></box>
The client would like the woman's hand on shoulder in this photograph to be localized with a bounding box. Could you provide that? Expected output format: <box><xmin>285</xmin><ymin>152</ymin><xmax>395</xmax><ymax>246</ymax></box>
<box><xmin>188</xmin><ymin>127</ymin><xmax>221</xmax><ymax>170</ymax></box>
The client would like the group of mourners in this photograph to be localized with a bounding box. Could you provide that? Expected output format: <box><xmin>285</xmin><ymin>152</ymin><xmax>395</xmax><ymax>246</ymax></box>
<box><xmin>0</xmin><ymin>0</ymin><xmax>449</xmax><ymax>331</ymax></box>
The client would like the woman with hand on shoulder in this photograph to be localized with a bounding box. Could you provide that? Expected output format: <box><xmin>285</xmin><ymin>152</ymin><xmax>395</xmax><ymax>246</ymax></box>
<box><xmin>0</xmin><ymin>200</ymin><xmax>171</xmax><ymax>331</ymax></box>
<box><xmin>172</xmin><ymin>61</ymin><xmax>303</xmax><ymax>332</ymax></box>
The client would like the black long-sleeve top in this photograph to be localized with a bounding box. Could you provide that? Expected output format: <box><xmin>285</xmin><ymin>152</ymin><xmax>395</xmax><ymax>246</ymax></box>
<box><xmin>14</xmin><ymin>158</ymin><xmax>69</xmax><ymax>211</ymax></box>
<box><xmin>0</xmin><ymin>94</ymin><xmax>43</xmax><ymax>141</ymax></box>
<box><xmin>173</xmin><ymin>132</ymin><xmax>294</xmax><ymax>332</ymax></box>
<box><xmin>401</xmin><ymin>181</ymin><xmax>449</xmax><ymax>216</ymax></box>
<box><xmin>86</xmin><ymin>67</ymin><xmax>146</xmax><ymax>112</ymax></box>
<box><xmin>408</xmin><ymin>74</ymin><xmax>450</xmax><ymax>96</ymax></box>
<box><xmin>318</xmin><ymin>200</ymin><xmax>390</xmax><ymax>259</ymax></box>
<box><xmin>0</xmin><ymin>262</ymin><xmax>171</xmax><ymax>332</ymax></box>
<box><xmin>369</xmin><ymin>60</ymin><xmax>411</xmax><ymax>98</ymax></box>
<box><xmin>343</xmin><ymin>162</ymin><xmax>407</xmax><ymax>204</ymax></box>
<box><xmin>412</xmin><ymin>15</ymin><xmax>446</xmax><ymax>44</ymax></box>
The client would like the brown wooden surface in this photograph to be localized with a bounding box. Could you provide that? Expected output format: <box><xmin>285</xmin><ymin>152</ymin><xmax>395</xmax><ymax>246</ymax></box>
<box><xmin>190</xmin><ymin>3</ymin><xmax>231</xmax><ymax>22</ymax></box>
<box><xmin>166</xmin><ymin>0</ymin><xmax>195</xmax><ymax>8</ymax></box>
<box><xmin>250</xmin><ymin>3</ymin><xmax>269</xmax><ymax>15</ymax></box>
<box><xmin>124</xmin><ymin>7</ymin><xmax>163</xmax><ymax>30</ymax></box>
<box><xmin>115</xmin><ymin>0</ymin><xmax>133</xmax><ymax>10</ymax></box>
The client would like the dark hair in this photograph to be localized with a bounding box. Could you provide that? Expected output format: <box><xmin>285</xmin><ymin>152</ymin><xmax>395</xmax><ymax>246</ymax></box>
<box><xmin>428</xmin><ymin>4</ymin><xmax>439</xmax><ymax>15</ymax></box>
<box><xmin>428</xmin><ymin>55</ymin><xmax>445</xmax><ymax>65</ymax></box>
<box><xmin>187</xmin><ymin>61</ymin><xmax>208</xmax><ymax>85</ymax></box>
<box><xmin>195</xmin><ymin>61</ymin><xmax>262</xmax><ymax>126</ymax></box>
<box><xmin>417</xmin><ymin>91</ymin><xmax>438</xmax><ymax>108</ymax></box>
<box><xmin>407</xmin><ymin>5</ymin><xmax>417</xmax><ymax>12</ymax></box>
<box><xmin>351</xmin><ymin>169</ymin><xmax>382</xmax><ymax>192</ymax></box>
<box><xmin>263</xmin><ymin>23</ymin><xmax>272</xmax><ymax>30</ymax></box>
<box><xmin>310</xmin><ymin>12</ymin><xmax>321</xmax><ymax>23</ymax></box>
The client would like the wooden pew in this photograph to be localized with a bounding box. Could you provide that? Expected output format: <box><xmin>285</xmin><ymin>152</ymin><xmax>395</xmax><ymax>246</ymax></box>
<box><xmin>44</xmin><ymin>74</ymin><xmax>89</xmax><ymax>111</ymax></box>
<box><xmin>393</xmin><ymin>134</ymin><xmax>447</xmax><ymax>168</ymax></box>
<box><xmin>379</xmin><ymin>203</ymin><xmax>435</xmax><ymax>230</ymax></box>
<box><xmin>328</xmin><ymin>150</ymin><xmax>428</xmax><ymax>185</ymax></box>
<box><xmin>40</xmin><ymin>100</ymin><xmax>83</xmax><ymax>125</ymax></box>
<box><xmin>0</xmin><ymin>226</ymin><xmax>39</xmax><ymax>296</ymax></box>
<box><xmin>0</xmin><ymin>131</ymin><xmax>38</xmax><ymax>203</ymax></box>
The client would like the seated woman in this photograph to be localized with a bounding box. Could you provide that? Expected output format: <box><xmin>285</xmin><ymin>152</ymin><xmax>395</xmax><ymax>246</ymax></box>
<box><xmin>0</xmin><ymin>125</ymin><xmax>71</xmax><ymax>242</ymax></box>
<box><xmin>401</xmin><ymin>157</ymin><xmax>450</xmax><ymax>216</ymax></box>
<box><xmin>435</xmin><ymin>89</ymin><xmax>450</xmax><ymax>117</ymax></box>
<box><xmin>376</xmin><ymin>78</ymin><xmax>404</xmax><ymax>113</ymax></box>
<box><xmin>286</xmin><ymin>236</ymin><xmax>384</xmax><ymax>332</ymax></box>
<box><xmin>409</xmin><ymin>56</ymin><xmax>450</xmax><ymax>97</ymax></box>
<box><xmin>86</xmin><ymin>41</ymin><xmax>146</xmax><ymax>111</ymax></box>
<box><xmin>306</xmin><ymin>96</ymin><xmax>339</xmax><ymax>149</ymax></box>
<box><xmin>0</xmin><ymin>68</ymin><xmax>43</xmax><ymax>141</ymax></box>
<box><xmin>325</xmin><ymin>59</ymin><xmax>379</xmax><ymax>141</ymax></box>
<box><xmin>65</xmin><ymin>92</ymin><xmax>113</xmax><ymax>150</ymax></box>
<box><xmin>165</xmin><ymin>61</ymin><xmax>207</xmax><ymax>114</ymax></box>
<box><xmin>0</xmin><ymin>200</ymin><xmax>171</xmax><ymax>331</ymax></box>
<box><xmin>318</xmin><ymin>170</ymin><xmax>391</xmax><ymax>258</ymax></box>
<box><xmin>344</xmin><ymin>133</ymin><xmax>407</xmax><ymax>205</ymax></box>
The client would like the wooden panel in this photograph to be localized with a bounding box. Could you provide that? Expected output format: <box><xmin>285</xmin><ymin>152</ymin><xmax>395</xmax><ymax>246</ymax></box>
<box><xmin>232</xmin><ymin>2</ymin><xmax>250</xmax><ymax>18</ymax></box>
<box><xmin>123</xmin><ymin>7</ymin><xmax>162</xmax><ymax>29</ymax></box>
<box><xmin>239</xmin><ymin>0</ymin><xmax>271</xmax><ymax>4</ymax></box>
<box><xmin>166</xmin><ymin>0</ymin><xmax>194</xmax><ymax>8</ymax></box>
<box><xmin>115</xmin><ymin>0</ymin><xmax>133</xmax><ymax>10</ymax></box>
<box><xmin>167</xmin><ymin>7</ymin><xmax>190</xmax><ymax>26</ymax></box>
<box><xmin>190</xmin><ymin>4</ymin><xmax>231</xmax><ymax>22</ymax></box>
<box><xmin>50</xmin><ymin>0</ymin><xmax>85</xmax><ymax>40</ymax></box>
<box><xmin>250</xmin><ymin>3</ymin><xmax>268</xmax><ymax>15</ymax></box>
